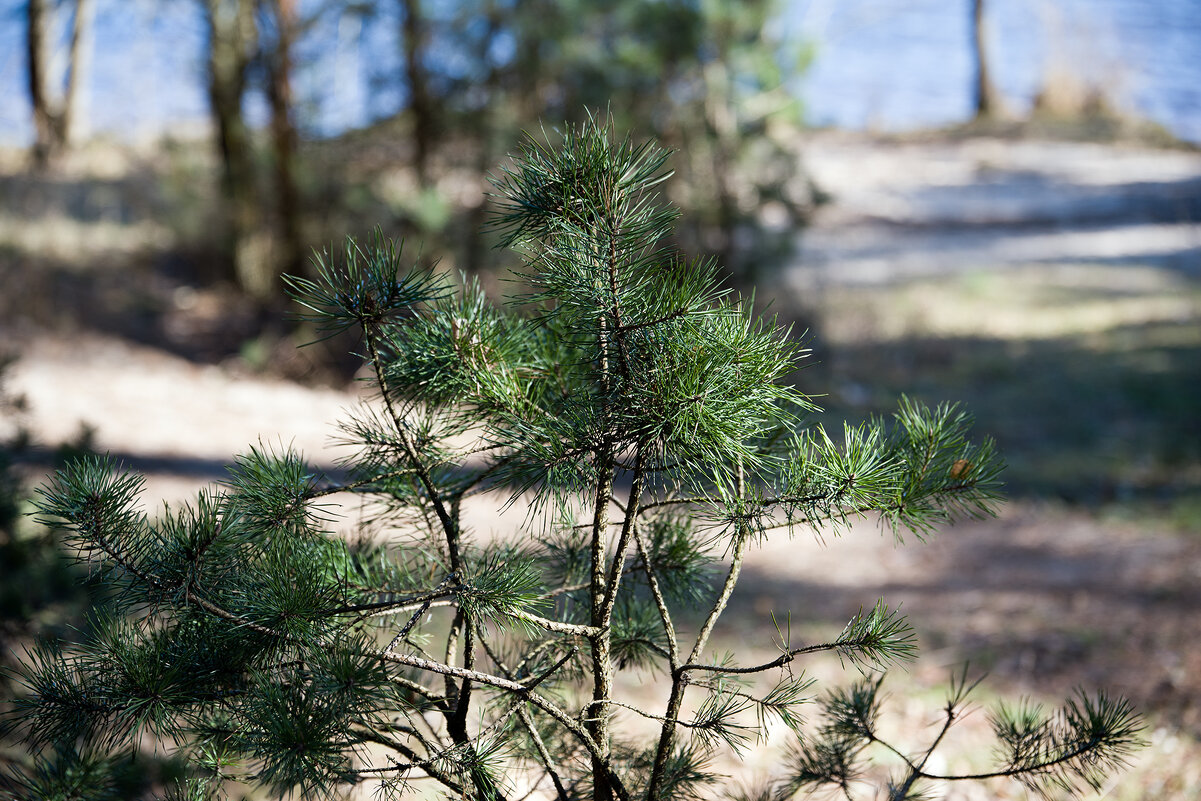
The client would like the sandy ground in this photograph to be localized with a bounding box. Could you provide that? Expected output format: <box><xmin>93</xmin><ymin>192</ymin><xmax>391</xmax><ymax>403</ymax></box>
<box><xmin>789</xmin><ymin>134</ymin><xmax>1201</xmax><ymax>289</ymax></box>
<box><xmin>6</xmin><ymin>333</ymin><xmax>360</xmax><ymax>505</ymax></box>
<box><xmin>3</xmin><ymin>132</ymin><xmax>1201</xmax><ymax>798</ymax></box>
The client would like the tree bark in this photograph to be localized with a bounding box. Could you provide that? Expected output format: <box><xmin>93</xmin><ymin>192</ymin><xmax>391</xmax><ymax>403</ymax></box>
<box><xmin>263</xmin><ymin>0</ymin><xmax>304</xmax><ymax>279</ymax></box>
<box><xmin>586</xmin><ymin>454</ymin><xmax>615</xmax><ymax>801</ymax></box>
<box><xmin>401</xmin><ymin>0</ymin><xmax>433</xmax><ymax>186</ymax></box>
<box><xmin>27</xmin><ymin>0</ymin><xmax>53</xmax><ymax>167</ymax></box>
<box><xmin>700</xmin><ymin>60</ymin><xmax>742</xmax><ymax>282</ymax></box>
<box><xmin>27</xmin><ymin>0</ymin><xmax>91</xmax><ymax>168</ymax></box>
<box><xmin>972</xmin><ymin>0</ymin><xmax>1001</xmax><ymax>118</ymax></box>
<box><xmin>203</xmin><ymin>0</ymin><xmax>271</xmax><ymax>298</ymax></box>
<box><xmin>462</xmin><ymin>0</ymin><xmax>502</xmax><ymax>275</ymax></box>
<box><xmin>63</xmin><ymin>0</ymin><xmax>92</xmax><ymax>145</ymax></box>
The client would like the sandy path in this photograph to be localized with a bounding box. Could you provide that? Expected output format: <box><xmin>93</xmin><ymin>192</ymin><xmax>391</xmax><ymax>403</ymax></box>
<box><xmin>788</xmin><ymin>135</ymin><xmax>1201</xmax><ymax>288</ymax></box>
<box><xmin>7</xmin><ymin>333</ymin><xmax>361</xmax><ymax>504</ymax></box>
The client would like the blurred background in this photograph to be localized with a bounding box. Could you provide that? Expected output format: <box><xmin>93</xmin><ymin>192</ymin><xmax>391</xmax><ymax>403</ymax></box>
<box><xmin>1</xmin><ymin>0</ymin><xmax>1200</xmax><ymax>797</ymax></box>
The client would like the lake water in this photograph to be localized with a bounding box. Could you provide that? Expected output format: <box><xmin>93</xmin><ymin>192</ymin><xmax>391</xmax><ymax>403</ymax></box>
<box><xmin>793</xmin><ymin>0</ymin><xmax>1201</xmax><ymax>141</ymax></box>
<box><xmin>0</xmin><ymin>0</ymin><xmax>1198</xmax><ymax>145</ymax></box>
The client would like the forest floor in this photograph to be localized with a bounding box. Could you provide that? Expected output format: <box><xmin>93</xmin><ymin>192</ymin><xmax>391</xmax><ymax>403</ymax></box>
<box><xmin>2</xmin><ymin>128</ymin><xmax>1200</xmax><ymax>798</ymax></box>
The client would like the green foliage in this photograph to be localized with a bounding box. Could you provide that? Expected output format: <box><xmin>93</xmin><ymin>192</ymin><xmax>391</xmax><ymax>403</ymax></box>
<box><xmin>0</xmin><ymin>355</ymin><xmax>25</xmax><ymax>535</ymax></box>
<box><xmin>0</xmin><ymin>357</ymin><xmax>110</xmax><ymax>800</ymax></box>
<box><xmin>2</xmin><ymin>121</ymin><xmax>1140</xmax><ymax>801</ymax></box>
<box><xmin>479</xmin><ymin>0</ymin><xmax>821</xmax><ymax>279</ymax></box>
<box><xmin>786</xmin><ymin>672</ymin><xmax>1143</xmax><ymax>801</ymax></box>
<box><xmin>8</xmin><ymin>746</ymin><xmax>175</xmax><ymax>801</ymax></box>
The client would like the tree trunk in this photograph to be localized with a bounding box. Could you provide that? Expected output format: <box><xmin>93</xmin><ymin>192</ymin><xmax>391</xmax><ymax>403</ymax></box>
<box><xmin>401</xmin><ymin>0</ymin><xmax>432</xmax><ymax>186</ymax></box>
<box><xmin>701</xmin><ymin>60</ymin><xmax>743</xmax><ymax>282</ymax></box>
<box><xmin>27</xmin><ymin>0</ymin><xmax>54</xmax><ymax>167</ymax></box>
<box><xmin>462</xmin><ymin>0</ymin><xmax>502</xmax><ymax>276</ymax></box>
<box><xmin>63</xmin><ymin>0</ymin><xmax>92</xmax><ymax>145</ymax></box>
<box><xmin>263</xmin><ymin>0</ymin><xmax>304</xmax><ymax>280</ymax></box>
<box><xmin>27</xmin><ymin>0</ymin><xmax>91</xmax><ymax>168</ymax></box>
<box><xmin>203</xmin><ymin>0</ymin><xmax>271</xmax><ymax>299</ymax></box>
<box><xmin>972</xmin><ymin>0</ymin><xmax>1001</xmax><ymax>118</ymax></box>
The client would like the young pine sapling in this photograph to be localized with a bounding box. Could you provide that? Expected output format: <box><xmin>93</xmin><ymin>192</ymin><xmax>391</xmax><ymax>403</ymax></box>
<box><xmin>7</xmin><ymin>121</ymin><xmax>1142</xmax><ymax>801</ymax></box>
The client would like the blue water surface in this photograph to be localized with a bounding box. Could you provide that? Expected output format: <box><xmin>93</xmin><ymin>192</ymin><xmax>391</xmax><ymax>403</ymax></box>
<box><xmin>0</xmin><ymin>0</ymin><xmax>1198</xmax><ymax>145</ymax></box>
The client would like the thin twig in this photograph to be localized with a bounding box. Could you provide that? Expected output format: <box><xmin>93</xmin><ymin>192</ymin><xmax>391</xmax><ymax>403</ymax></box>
<box><xmin>632</xmin><ymin>518</ymin><xmax>680</xmax><ymax>671</ymax></box>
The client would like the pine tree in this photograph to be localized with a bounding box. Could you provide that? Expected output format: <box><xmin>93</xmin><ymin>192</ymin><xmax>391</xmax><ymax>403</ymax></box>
<box><xmin>3</xmin><ymin>120</ymin><xmax>1141</xmax><ymax>800</ymax></box>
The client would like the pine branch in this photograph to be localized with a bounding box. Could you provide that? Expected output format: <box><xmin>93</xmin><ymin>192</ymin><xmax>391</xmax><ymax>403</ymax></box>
<box><xmin>599</xmin><ymin>450</ymin><xmax>647</xmax><ymax>632</ymax></box>
<box><xmin>10</xmin><ymin>120</ymin><xmax>1141</xmax><ymax>801</ymax></box>
<box><xmin>373</xmin><ymin>647</ymin><xmax>631</xmax><ymax>799</ymax></box>
<box><xmin>649</xmin><ymin>459</ymin><xmax>751</xmax><ymax>799</ymax></box>
<box><xmin>632</xmin><ymin>518</ymin><xmax>681</xmax><ymax>672</ymax></box>
<box><xmin>362</xmin><ymin>324</ymin><xmax>464</xmax><ymax>578</ymax></box>
<box><xmin>515</xmin><ymin>705</ymin><xmax>571</xmax><ymax>801</ymax></box>
<box><xmin>352</xmin><ymin>729</ymin><xmax>466</xmax><ymax>793</ymax></box>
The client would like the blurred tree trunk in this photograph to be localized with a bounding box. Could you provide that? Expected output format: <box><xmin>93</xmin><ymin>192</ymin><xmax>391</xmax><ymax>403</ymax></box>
<box><xmin>26</xmin><ymin>0</ymin><xmax>92</xmax><ymax>169</ymax></box>
<box><xmin>27</xmin><ymin>0</ymin><xmax>56</xmax><ymax>165</ymax></box>
<box><xmin>462</xmin><ymin>0</ymin><xmax>502</xmax><ymax>275</ymax></box>
<box><xmin>203</xmin><ymin>0</ymin><xmax>272</xmax><ymax>299</ymax></box>
<box><xmin>401</xmin><ymin>0</ymin><xmax>432</xmax><ymax>186</ymax></box>
<box><xmin>700</xmin><ymin>59</ymin><xmax>740</xmax><ymax>279</ymax></box>
<box><xmin>262</xmin><ymin>0</ymin><xmax>304</xmax><ymax>280</ymax></box>
<box><xmin>63</xmin><ymin>0</ymin><xmax>92</xmax><ymax>144</ymax></box>
<box><xmin>972</xmin><ymin>0</ymin><xmax>1000</xmax><ymax>118</ymax></box>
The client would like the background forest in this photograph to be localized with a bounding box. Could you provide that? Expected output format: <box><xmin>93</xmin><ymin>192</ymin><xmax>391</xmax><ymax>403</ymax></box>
<box><xmin>1</xmin><ymin>0</ymin><xmax>1200</xmax><ymax>798</ymax></box>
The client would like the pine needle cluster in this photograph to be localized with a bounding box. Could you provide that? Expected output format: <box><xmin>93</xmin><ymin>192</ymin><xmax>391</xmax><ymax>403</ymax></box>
<box><xmin>2</xmin><ymin>120</ymin><xmax>1140</xmax><ymax>800</ymax></box>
